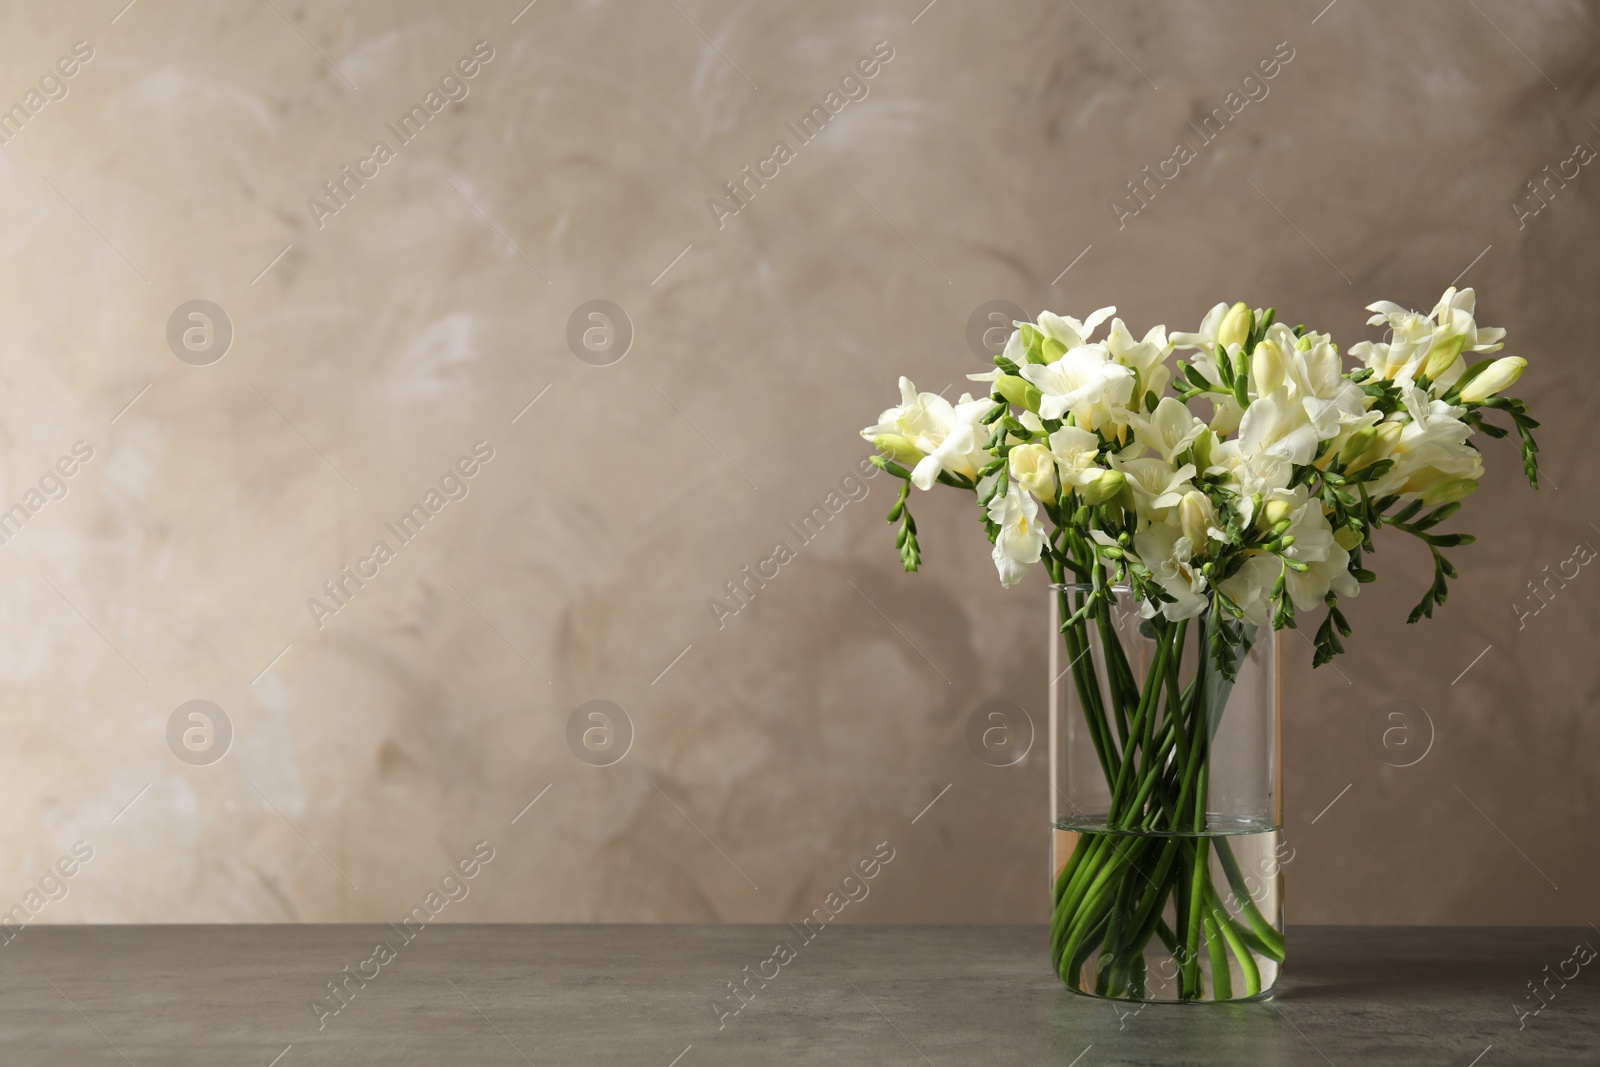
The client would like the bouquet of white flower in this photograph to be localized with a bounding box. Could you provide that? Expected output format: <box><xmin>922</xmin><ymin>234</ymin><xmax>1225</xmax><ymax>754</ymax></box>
<box><xmin>861</xmin><ymin>289</ymin><xmax>1538</xmax><ymax>1000</ymax></box>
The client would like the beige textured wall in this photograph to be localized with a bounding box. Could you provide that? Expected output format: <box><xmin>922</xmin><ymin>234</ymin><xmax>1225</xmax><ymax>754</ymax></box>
<box><xmin>0</xmin><ymin>0</ymin><xmax>1594</xmax><ymax>928</ymax></box>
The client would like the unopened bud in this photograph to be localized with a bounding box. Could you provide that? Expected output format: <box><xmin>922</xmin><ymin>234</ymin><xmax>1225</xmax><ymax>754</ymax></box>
<box><xmin>1192</xmin><ymin>428</ymin><xmax>1216</xmax><ymax>472</ymax></box>
<box><xmin>1260</xmin><ymin>497</ymin><xmax>1293</xmax><ymax>529</ymax></box>
<box><xmin>873</xmin><ymin>434</ymin><xmax>924</xmax><ymax>466</ymax></box>
<box><xmin>1080</xmin><ymin>469</ymin><xmax>1126</xmax><ymax>506</ymax></box>
<box><xmin>1421</xmin><ymin>332</ymin><xmax>1466</xmax><ymax>380</ymax></box>
<box><xmin>1337</xmin><ymin>426</ymin><xmax>1378</xmax><ymax>468</ymax></box>
<box><xmin>1217</xmin><ymin>302</ymin><xmax>1252</xmax><ymax>349</ymax></box>
<box><xmin>1178</xmin><ymin>490</ymin><xmax>1215</xmax><ymax>546</ymax></box>
<box><xmin>994</xmin><ymin>374</ymin><xmax>1043</xmax><ymax>413</ymax></box>
<box><xmin>1457</xmin><ymin>356</ymin><xmax>1526</xmax><ymax>403</ymax></box>
<box><xmin>1346</xmin><ymin>422</ymin><xmax>1402</xmax><ymax>473</ymax></box>
<box><xmin>1421</xmin><ymin>477</ymin><xmax>1479</xmax><ymax>506</ymax></box>
<box><xmin>1251</xmin><ymin>339</ymin><xmax>1286</xmax><ymax>396</ymax></box>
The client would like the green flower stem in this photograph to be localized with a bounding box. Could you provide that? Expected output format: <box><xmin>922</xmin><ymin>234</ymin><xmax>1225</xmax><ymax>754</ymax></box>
<box><xmin>1096</xmin><ymin>610</ymin><xmax>1137</xmax><ymax>748</ymax></box>
<box><xmin>1141</xmin><ymin>621</ymin><xmax>1187</xmax><ymax>787</ymax></box>
<box><xmin>1182</xmin><ymin>838</ymin><xmax>1209</xmax><ymax>997</ymax></box>
<box><xmin>1126</xmin><ymin>722</ymin><xmax>1181</xmax><ymax>824</ymax></box>
<box><xmin>1203</xmin><ymin>907</ymin><xmax>1233</xmax><ymax>1000</ymax></box>
<box><xmin>1207</xmin><ymin>881</ymin><xmax>1261</xmax><ymax>997</ymax></box>
<box><xmin>1051</xmin><ymin>834</ymin><xmax>1117</xmax><ymax>961</ymax></box>
<box><xmin>1066</xmin><ymin>908</ymin><xmax>1114</xmax><ymax>988</ymax></box>
<box><xmin>1063</xmin><ymin>615</ymin><xmax>1115</xmax><ymax>779</ymax></box>
<box><xmin>1213</xmin><ymin>838</ymin><xmax>1286</xmax><ymax>962</ymax></box>
<box><xmin>1155</xmin><ymin>917</ymin><xmax>1181</xmax><ymax>958</ymax></box>
<box><xmin>1052</xmin><ymin>830</ymin><xmax>1093</xmax><ymax>907</ymax></box>
<box><xmin>1059</xmin><ymin>837</ymin><xmax>1150</xmax><ymax>985</ymax></box>
<box><xmin>1105</xmin><ymin>837</ymin><xmax>1183</xmax><ymax>982</ymax></box>
<box><xmin>1053</xmin><ymin>579</ymin><xmax>1116</xmax><ymax>785</ymax></box>
<box><xmin>1107</xmin><ymin>630</ymin><xmax>1176</xmax><ymax>824</ymax></box>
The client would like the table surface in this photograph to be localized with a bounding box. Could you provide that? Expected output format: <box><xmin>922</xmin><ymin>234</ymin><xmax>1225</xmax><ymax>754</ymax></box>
<box><xmin>0</xmin><ymin>925</ymin><xmax>1594</xmax><ymax>1065</ymax></box>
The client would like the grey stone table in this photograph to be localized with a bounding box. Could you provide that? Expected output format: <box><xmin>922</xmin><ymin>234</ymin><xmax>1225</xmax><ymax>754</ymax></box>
<box><xmin>0</xmin><ymin>925</ymin><xmax>1594</xmax><ymax>1065</ymax></box>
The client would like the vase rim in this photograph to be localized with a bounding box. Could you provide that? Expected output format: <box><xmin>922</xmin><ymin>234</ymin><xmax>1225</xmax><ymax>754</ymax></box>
<box><xmin>1049</xmin><ymin>582</ymin><xmax>1133</xmax><ymax>594</ymax></box>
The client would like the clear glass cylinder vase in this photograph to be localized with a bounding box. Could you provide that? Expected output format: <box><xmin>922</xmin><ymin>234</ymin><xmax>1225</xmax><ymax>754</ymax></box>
<box><xmin>1049</xmin><ymin>584</ymin><xmax>1285</xmax><ymax>1002</ymax></box>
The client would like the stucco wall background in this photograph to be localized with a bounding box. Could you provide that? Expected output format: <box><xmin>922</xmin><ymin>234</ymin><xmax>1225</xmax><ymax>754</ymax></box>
<box><xmin>0</xmin><ymin>0</ymin><xmax>1594</xmax><ymax>928</ymax></box>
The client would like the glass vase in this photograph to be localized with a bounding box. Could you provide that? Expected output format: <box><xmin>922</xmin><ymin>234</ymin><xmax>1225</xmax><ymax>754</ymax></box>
<box><xmin>1049</xmin><ymin>584</ymin><xmax>1285</xmax><ymax>1002</ymax></box>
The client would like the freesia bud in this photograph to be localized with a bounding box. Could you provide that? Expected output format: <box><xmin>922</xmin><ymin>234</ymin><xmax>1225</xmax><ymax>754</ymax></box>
<box><xmin>1334</xmin><ymin>527</ymin><xmax>1363</xmax><ymax>550</ymax></box>
<box><xmin>1421</xmin><ymin>478</ymin><xmax>1479</xmax><ymax>506</ymax></box>
<box><xmin>1346</xmin><ymin>422</ymin><xmax>1401</xmax><ymax>473</ymax></box>
<box><xmin>1217</xmin><ymin>302</ymin><xmax>1252</xmax><ymax>349</ymax></box>
<box><xmin>1080</xmin><ymin>469</ymin><xmax>1126</xmax><ymax>506</ymax></box>
<box><xmin>873</xmin><ymin>434</ymin><xmax>924</xmax><ymax>466</ymax></box>
<box><xmin>1421</xmin><ymin>333</ymin><xmax>1466</xmax><ymax>380</ymax></box>
<box><xmin>1259</xmin><ymin>497</ymin><xmax>1293</xmax><ymax>529</ymax></box>
<box><xmin>1178</xmin><ymin>490</ymin><xmax>1215</xmax><ymax>546</ymax></box>
<box><xmin>1191</xmin><ymin>428</ymin><xmax>1216</xmax><ymax>473</ymax></box>
<box><xmin>1040</xmin><ymin>337</ymin><xmax>1068</xmax><ymax>363</ymax></box>
<box><xmin>1337</xmin><ymin>426</ymin><xmax>1378</xmax><ymax>468</ymax></box>
<box><xmin>1458</xmin><ymin>356</ymin><xmax>1527</xmax><ymax>403</ymax></box>
<box><xmin>994</xmin><ymin>374</ymin><xmax>1043</xmax><ymax>413</ymax></box>
<box><xmin>1251</xmin><ymin>339</ymin><xmax>1286</xmax><ymax>396</ymax></box>
<box><xmin>1008</xmin><ymin>443</ymin><xmax>1058</xmax><ymax>498</ymax></box>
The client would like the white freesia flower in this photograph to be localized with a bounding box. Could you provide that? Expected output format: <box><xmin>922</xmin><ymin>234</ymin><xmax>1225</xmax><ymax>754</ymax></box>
<box><xmin>1112</xmin><ymin>455</ymin><xmax>1196</xmax><ymax>521</ymax></box>
<box><xmin>1037</xmin><ymin>307</ymin><xmax>1117</xmax><ymax>353</ymax></box>
<box><xmin>1019</xmin><ymin>345</ymin><xmax>1135</xmax><ymax>428</ymax></box>
<box><xmin>1364</xmin><ymin>300</ymin><xmax>1435</xmax><ymax>343</ymax></box>
<box><xmin>1429</xmin><ymin>287</ymin><xmax>1506</xmax><ymax>354</ymax></box>
<box><xmin>1248</xmin><ymin>324</ymin><xmax>1365</xmax><ymax>440</ymax></box>
<box><xmin>986</xmin><ymin>486</ymin><xmax>1045</xmax><ymax>588</ymax></box>
<box><xmin>1366</xmin><ymin>387</ymin><xmax>1483</xmax><ymax>499</ymax></box>
<box><xmin>1048</xmin><ymin>426</ymin><xmax>1105</xmax><ymax>488</ymax></box>
<box><xmin>1357</xmin><ymin>288</ymin><xmax>1505</xmax><ymax>394</ymax></box>
<box><xmin>910</xmin><ymin>394</ymin><xmax>995</xmax><ymax>491</ymax></box>
<box><xmin>1125</xmin><ymin>396</ymin><xmax>1207</xmax><ymax>463</ymax></box>
<box><xmin>859</xmin><ymin>378</ymin><xmax>996</xmax><ymax>492</ymax></box>
<box><xmin>1002</xmin><ymin>325</ymin><xmax>1029</xmax><ymax>367</ymax></box>
<box><xmin>1234</xmin><ymin>386</ymin><xmax>1320</xmax><ymax>466</ymax></box>
<box><xmin>1132</xmin><ymin>522</ymin><xmax>1210</xmax><ymax>621</ymax></box>
<box><xmin>1008</xmin><ymin>443</ymin><xmax>1058</xmax><ymax>498</ymax></box>
<box><xmin>1220</xmin><ymin>491</ymin><xmax>1358</xmax><ymax>621</ymax></box>
<box><xmin>1170</xmin><ymin>302</ymin><xmax>1233</xmax><ymax>352</ymax></box>
<box><xmin>1104</xmin><ymin>319</ymin><xmax>1175</xmax><ymax>404</ymax></box>
<box><xmin>1178</xmin><ymin>489</ymin><xmax>1226</xmax><ymax>547</ymax></box>
<box><xmin>861</xmin><ymin>376</ymin><xmax>948</xmax><ymax>447</ymax></box>
<box><xmin>1209</xmin><ymin>441</ymin><xmax>1292</xmax><ymax>527</ymax></box>
<box><xmin>1282</xmin><ymin>330</ymin><xmax>1366</xmax><ymax>438</ymax></box>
